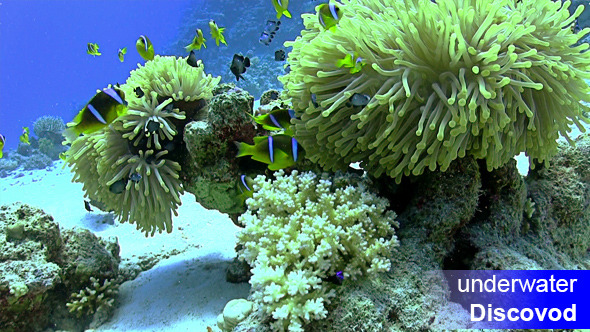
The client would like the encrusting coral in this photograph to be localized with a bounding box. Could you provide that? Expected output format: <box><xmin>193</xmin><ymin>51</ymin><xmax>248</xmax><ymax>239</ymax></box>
<box><xmin>281</xmin><ymin>0</ymin><xmax>590</xmax><ymax>183</ymax></box>
<box><xmin>237</xmin><ymin>170</ymin><xmax>398</xmax><ymax>331</ymax></box>
<box><xmin>66</xmin><ymin>55</ymin><xmax>220</xmax><ymax>235</ymax></box>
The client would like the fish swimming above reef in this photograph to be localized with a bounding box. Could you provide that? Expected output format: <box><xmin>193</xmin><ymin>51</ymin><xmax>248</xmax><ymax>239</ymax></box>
<box><xmin>187</xmin><ymin>50</ymin><xmax>201</xmax><ymax>68</ymax></box>
<box><xmin>265</xmin><ymin>20</ymin><xmax>281</xmax><ymax>33</ymax></box>
<box><xmin>259</xmin><ymin>31</ymin><xmax>276</xmax><ymax>46</ymax></box>
<box><xmin>209</xmin><ymin>20</ymin><xmax>227</xmax><ymax>46</ymax></box>
<box><xmin>318</xmin><ymin>2</ymin><xmax>342</xmax><ymax>31</ymax></box>
<box><xmin>259</xmin><ymin>20</ymin><xmax>281</xmax><ymax>46</ymax></box>
<box><xmin>136</xmin><ymin>35</ymin><xmax>154</xmax><ymax>61</ymax></box>
<box><xmin>230</xmin><ymin>54</ymin><xmax>251</xmax><ymax>81</ymax></box>
<box><xmin>271</xmin><ymin>0</ymin><xmax>291</xmax><ymax>19</ymax></box>
<box><xmin>84</xmin><ymin>200</ymin><xmax>93</xmax><ymax>212</ymax></box>
<box><xmin>117</xmin><ymin>47</ymin><xmax>127</xmax><ymax>62</ymax></box>
<box><xmin>251</xmin><ymin>108</ymin><xmax>295</xmax><ymax>135</ymax></box>
<box><xmin>87</xmin><ymin>43</ymin><xmax>101</xmax><ymax>56</ymax></box>
<box><xmin>0</xmin><ymin>134</ymin><xmax>5</xmax><ymax>158</ymax></box>
<box><xmin>63</xmin><ymin>86</ymin><xmax>128</xmax><ymax>143</ymax></box>
<box><xmin>275</xmin><ymin>49</ymin><xmax>286</xmax><ymax>61</ymax></box>
<box><xmin>186</xmin><ymin>28</ymin><xmax>207</xmax><ymax>51</ymax></box>
<box><xmin>346</xmin><ymin>93</ymin><xmax>371</xmax><ymax>107</ymax></box>
<box><xmin>235</xmin><ymin>134</ymin><xmax>304</xmax><ymax>170</ymax></box>
<box><xmin>20</xmin><ymin>127</ymin><xmax>30</xmax><ymax>145</ymax></box>
<box><xmin>337</xmin><ymin>51</ymin><xmax>365</xmax><ymax>74</ymax></box>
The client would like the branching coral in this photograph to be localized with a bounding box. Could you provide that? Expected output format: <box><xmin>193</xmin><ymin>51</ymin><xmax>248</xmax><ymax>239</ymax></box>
<box><xmin>237</xmin><ymin>170</ymin><xmax>398</xmax><ymax>331</ymax></box>
<box><xmin>66</xmin><ymin>56</ymin><xmax>219</xmax><ymax>235</ymax></box>
<box><xmin>66</xmin><ymin>277</ymin><xmax>118</xmax><ymax>317</ymax></box>
<box><xmin>281</xmin><ymin>0</ymin><xmax>590</xmax><ymax>183</ymax></box>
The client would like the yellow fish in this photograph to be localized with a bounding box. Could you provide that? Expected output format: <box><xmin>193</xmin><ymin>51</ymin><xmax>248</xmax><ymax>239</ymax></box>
<box><xmin>87</xmin><ymin>43</ymin><xmax>101</xmax><ymax>56</ymax></box>
<box><xmin>136</xmin><ymin>35</ymin><xmax>154</xmax><ymax>61</ymax></box>
<box><xmin>209</xmin><ymin>20</ymin><xmax>227</xmax><ymax>46</ymax></box>
<box><xmin>0</xmin><ymin>134</ymin><xmax>5</xmax><ymax>158</ymax></box>
<box><xmin>20</xmin><ymin>127</ymin><xmax>30</xmax><ymax>145</ymax></box>
<box><xmin>336</xmin><ymin>51</ymin><xmax>365</xmax><ymax>74</ymax></box>
<box><xmin>318</xmin><ymin>2</ymin><xmax>342</xmax><ymax>31</ymax></box>
<box><xmin>185</xmin><ymin>28</ymin><xmax>207</xmax><ymax>51</ymax></box>
<box><xmin>63</xmin><ymin>86</ymin><xmax>128</xmax><ymax>142</ymax></box>
<box><xmin>271</xmin><ymin>0</ymin><xmax>291</xmax><ymax>19</ymax></box>
<box><xmin>235</xmin><ymin>134</ymin><xmax>304</xmax><ymax>171</ymax></box>
<box><xmin>118</xmin><ymin>47</ymin><xmax>127</xmax><ymax>62</ymax></box>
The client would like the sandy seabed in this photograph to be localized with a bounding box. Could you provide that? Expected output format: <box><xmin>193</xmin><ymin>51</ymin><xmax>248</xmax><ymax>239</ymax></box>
<box><xmin>0</xmin><ymin>161</ymin><xmax>250</xmax><ymax>331</ymax></box>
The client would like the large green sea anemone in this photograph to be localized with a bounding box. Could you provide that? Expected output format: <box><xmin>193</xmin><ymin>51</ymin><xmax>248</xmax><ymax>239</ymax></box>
<box><xmin>67</xmin><ymin>55</ymin><xmax>220</xmax><ymax>235</ymax></box>
<box><xmin>281</xmin><ymin>0</ymin><xmax>590</xmax><ymax>182</ymax></box>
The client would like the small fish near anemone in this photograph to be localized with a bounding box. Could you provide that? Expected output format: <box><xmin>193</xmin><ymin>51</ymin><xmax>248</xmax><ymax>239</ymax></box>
<box><xmin>275</xmin><ymin>49</ymin><xmax>286</xmax><ymax>61</ymax></box>
<box><xmin>63</xmin><ymin>86</ymin><xmax>128</xmax><ymax>143</ymax></box>
<box><xmin>136</xmin><ymin>35</ymin><xmax>154</xmax><ymax>61</ymax></box>
<box><xmin>87</xmin><ymin>42</ymin><xmax>101</xmax><ymax>56</ymax></box>
<box><xmin>187</xmin><ymin>50</ymin><xmax>201</xmax><ymax>68</ymax></box>
<box><xmin>336</xmin><ymin>51</ymin><xmax>365</xmax><ymax>73</ymax></box>
<box><xmin>235</xmin><ymin>134</ymin><xmax>304</xmax><ymax>170</ymax></box>
<box><xmin>271</xmin><ymin>0</ymin><xmax>291</xmax><ymax>19</ymax></box>
<box><xmin>251</xmin><ymin>108</ymin><xmax>296</xmax><ymax>135</ymax></box>
<box><xmin>237</xmin><ymin>174</ymin><xmax>255</xmax><ymax>205</ymax></box>
<box><xmin>318</xmin><ymin>2</ymin><xmax>342</xmax><ymax>31</ymax></box>
<box><xmin>209</xmin><ymin>20</ymin><xmax>227</xmax><ymax>46</ymax></box>
<box><xmin>185</xmin><ymin>28</ymin><xmax>207</xmax><ymax>51</ymax></box>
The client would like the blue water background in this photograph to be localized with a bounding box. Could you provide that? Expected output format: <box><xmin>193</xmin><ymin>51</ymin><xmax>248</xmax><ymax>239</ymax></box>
<box><xmin>0</xmin><ymin>0</ymin><xmax>191</xmax><ymax>150</ymax></box>
<box><xmin>0</xmin><ymin>0</ymin><xmax>317</xmax><ymax>151</ymax></box>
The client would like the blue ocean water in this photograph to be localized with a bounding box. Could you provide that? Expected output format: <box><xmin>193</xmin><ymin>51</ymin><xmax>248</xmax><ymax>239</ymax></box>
<box><xmin>0</xmin><ymin>0</ymin><xmax>317</xmax><ymax>150</ymax></box>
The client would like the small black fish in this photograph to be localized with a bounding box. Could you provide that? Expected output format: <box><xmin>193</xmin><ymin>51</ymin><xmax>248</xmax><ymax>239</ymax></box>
<box><xmin>129</xmin><ymin>172</ymin><xmax>142</xmax><ymax>183</ymax></box>
<box><xmin>134</xmin><ymin>86</ymin><xmax>144</xmax><ymax>98</ymax></box>
<box><xmin>187</xmin><ymin>50</ymin><xmax>200</xmax><ymax>68</ymax></box>
<box><xmin>109</xmin><ymin>178</ymin><xmax>128</xmax><ymax>194</ymax></box>
<box><xmin>145</xmin><ymin>120</ymin><xmax>160</xmax><ymax>133</ymax></box>
<box><xmin>346</xmin><ymin>93</ymin><xmax>371</xmax><ymax>107</ymax></box>
<box><xmin>230</xmin><ymin>54</ymin><xmax>251</xmax><ymax>81</ymax></box>
<box><xmin>311</xmin><ymin>93</ymin><xmax>319</xmax><ymax>108</ymax></box>
<box><xmin>84</xmin><ymin>200</ymin><xmax>93</xmax><ymax>212</ymax></box>
<box><xmin>322</xmin><ymin>271</ymin><xmax>344</xmax><ymax>285</ymax></box>
<box><xmin>274</xmin><ymin>49</ymin><xmax>286</xmax><ymax>61</ymax></box>
<box><xmin>162</xmin><ymin>102</ymin><xmax>174</xmax><ymax>113</ymax></box>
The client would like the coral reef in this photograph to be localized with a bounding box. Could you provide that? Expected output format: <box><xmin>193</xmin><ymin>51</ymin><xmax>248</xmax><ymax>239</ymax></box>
<box><xmin>66</xmin><ymin>277</ymin><xmax>119</xmax><ymax>318</ymax></box>
<box><xmin>182</xmin><ymin>84</ymin><xmax>263</xmax><ymax>216</ymax></box>
<box><xmin>234</xmin><ymin>132</ymin><xmax>589</xmax><ymax>330</ymax></box>
<box><xmin>281</xmin><ymin>0</ymin><xmax>590</xmax><ymax>183</ymax></box>
<box><xmin>33</xmin><ymin>115</ymin><xmax>66</xmax><ymax>145</ymax></box>
<box><xmin>236</xmin><ymin>170</ymin><xmax>398</xmax><ymax>331</ymax></box>
<box><xmin>0</xmin><ymin>203</ymin><xmax>121</xmax><ymax>331</ymax></box>
<box><xmin>217</xmin><ymin>298</ymin><xmax>255</xmax><ymax>332</ymax></box>
<box><xmin>66</xmin><ymin>55</ymin><xmax>220</xmax><ymax>235</ymax></box>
